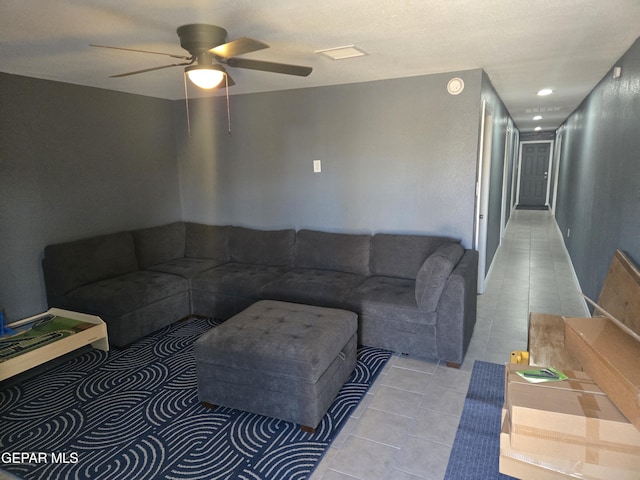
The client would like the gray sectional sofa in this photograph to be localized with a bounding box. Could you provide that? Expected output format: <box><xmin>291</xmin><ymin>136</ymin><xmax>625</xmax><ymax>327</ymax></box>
<box><xmin>42</xmin><ymin>222</ymin><xmax>478</xmax><ymax>365</ymax></box>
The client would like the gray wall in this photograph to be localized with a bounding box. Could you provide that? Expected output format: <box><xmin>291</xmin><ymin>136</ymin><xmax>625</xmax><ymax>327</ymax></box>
<box><xmin>177</xmin><ymin>70</ymin><xmax>484</xmax><ymax>244</ymax></box>
<box><xmin>555</xmin><ymin>37</ymin><xmax>640</xmax><ymax>302</ymax></box>
<box><xmin>0</xmin><ymin>73</ymin><xmax>181</xmax><ymax>321</ymax></box>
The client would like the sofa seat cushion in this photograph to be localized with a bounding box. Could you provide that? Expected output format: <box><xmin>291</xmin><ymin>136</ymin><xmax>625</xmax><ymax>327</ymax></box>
<box><xmin>191</xmin><ymin>262</ymin><xmax>288</xmax><ymax>298</ymax></box>
<box><xmin>347</xmin><ymin>276</ymin><xmax>437</xmax><ymax>325</ymax></box>
<box><xmin>146</xmin><ymin>258</ymin><xmax>224</xmax><ymax>279</ymax></box>
<box><xmin>61</xmin><ymin>270</ymin><xmax>189</xmax><ymax>317</ymax></box>
<box><xmin>261</xmin><ymin>268</ymin><xmax>367</xmax><ymax>309</ymax></box>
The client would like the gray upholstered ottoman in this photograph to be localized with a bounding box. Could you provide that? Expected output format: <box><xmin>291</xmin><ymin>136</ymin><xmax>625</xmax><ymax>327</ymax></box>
<box><xmin>194</xmin><ymin>300</ymin><xmax>357</xmax><ymax>432</ymax></box>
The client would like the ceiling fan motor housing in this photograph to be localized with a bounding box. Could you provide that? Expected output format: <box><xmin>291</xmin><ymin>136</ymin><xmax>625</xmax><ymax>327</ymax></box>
<box><xmin>177</xmin><ymin>24</ymin><xmax>227</xmax><ymax>54</ymax></box>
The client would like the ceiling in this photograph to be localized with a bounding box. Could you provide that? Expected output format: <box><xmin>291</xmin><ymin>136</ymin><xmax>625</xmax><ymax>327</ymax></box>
<box><xmin>2</xmin><ymin>1</ymin><xmax>639</xmax><ymax>133</ymax></box>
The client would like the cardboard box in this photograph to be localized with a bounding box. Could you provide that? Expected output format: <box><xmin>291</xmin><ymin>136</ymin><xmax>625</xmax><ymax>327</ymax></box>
<box><xmin>500</xmin><ymin>412</ymin><xmax>640</xmax><ymax>480</ymax></box>
<box><xmin>506</xmin><ymin>379</ymin><xmax>640</xmax><ymax>469</ymax></box>
<box><xmin>500</xmin><ymin>414</ymin><xmax>571</xmax><ymax>479</ymax></box>
<box><xmin>564</xmin><ymin>316</ymin><xmax>640</xmax><ymax>430</ymax></box>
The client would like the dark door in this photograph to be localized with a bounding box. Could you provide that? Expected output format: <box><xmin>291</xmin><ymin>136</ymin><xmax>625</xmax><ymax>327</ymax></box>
<box><xmin>519</xmin><ymin>142</ymin><xmax>550</xmax><ymax>206</ymax></box>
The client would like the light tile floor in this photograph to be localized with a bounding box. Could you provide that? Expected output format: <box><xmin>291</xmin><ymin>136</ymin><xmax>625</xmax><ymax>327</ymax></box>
<box><xmin>310</xmin><ymin>209</ymin><xmax>590</xmax><ymax>480</ymax></box>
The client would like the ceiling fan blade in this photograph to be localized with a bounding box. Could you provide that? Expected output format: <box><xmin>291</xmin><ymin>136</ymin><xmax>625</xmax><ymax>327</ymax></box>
<box><xmin>91</xmin><ymin>44</ymin><xmax>191</xmax><ymax>60</ymax></box>
<box><xmin>109</xmin><ymin>62</ymin><xmax>192</xmax><ymax>78</ymax></box>
<box><xmin>209</xmin><ymin>37</ymin><xmax>269</xmax><ymax>59</ymax></box>
<box><xmin>226</xmin><ymin>57</ymin><xmax>312</xmax><ymax>77</ymax></box>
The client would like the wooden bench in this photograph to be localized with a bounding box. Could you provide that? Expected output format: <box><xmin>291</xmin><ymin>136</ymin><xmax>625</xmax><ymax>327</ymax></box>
<box><xmin>527</xmin><ymin>249</ymin><xmax>640</xmax><ymax>370</ymax></box>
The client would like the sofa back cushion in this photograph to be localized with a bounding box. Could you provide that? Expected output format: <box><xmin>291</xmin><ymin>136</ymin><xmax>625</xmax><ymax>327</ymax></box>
<box><xmin>295</xmin><ymin>230</ymin><xmax>371</xmax><ymax>275</ymax></box>
<box><xmin>415</xmin><ymin>243</ymin><xmax>465</xmax><ymax>312</ymax></box>
<box><xmin>133</xmin><ymin>222</ymin><xmax>186</xmax><ymax>269</ymax></box>
<box><xmin>371</xmin><ymin>234</ymin><xmax>459</xmax><ymax>279</ymax></box>
<box><xmin>43</xmin><ymin>231</ymin><xmax>138</xmax><ymax>296</ymax></box>
<box><xmin>229</xmin><ymin>227</ymin><xmax>295</xmax><ymax>266</ymax></box>
<box><xmin>185</xmin><ymin>223</ymin><xmax>230</xmax><ymax>261</ymax></box>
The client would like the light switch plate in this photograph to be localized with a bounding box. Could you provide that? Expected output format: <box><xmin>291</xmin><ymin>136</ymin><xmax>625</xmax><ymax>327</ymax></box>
<box><xmin>313</xmin><ymin>159</ymin><xmax>322</xmax><ymax>173</ymax></box>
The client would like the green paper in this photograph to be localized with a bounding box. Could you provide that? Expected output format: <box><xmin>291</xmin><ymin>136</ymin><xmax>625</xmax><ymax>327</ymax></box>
<box><xmin>515</xmin><ymin>367</ymin><xmax>568</xmax><ymax>383</ymax></box>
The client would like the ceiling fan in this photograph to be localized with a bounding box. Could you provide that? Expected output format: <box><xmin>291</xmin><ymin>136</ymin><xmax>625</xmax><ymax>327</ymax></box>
<box><xmin>91</xmin><ymin>23</ymin><xmax>313</xmax><ymax>90</ymax></box>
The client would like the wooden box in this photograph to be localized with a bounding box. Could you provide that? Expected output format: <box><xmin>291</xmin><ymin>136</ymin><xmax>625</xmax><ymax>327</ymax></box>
<box><xmin>564</xmin><ymin>316</ymin><xmax>640</xmax><ymax>430</ymax></box>
<box><xmin>527</xmin><ymin>312</ymin><xmax>582</xmax><ymax>370</ymax></box>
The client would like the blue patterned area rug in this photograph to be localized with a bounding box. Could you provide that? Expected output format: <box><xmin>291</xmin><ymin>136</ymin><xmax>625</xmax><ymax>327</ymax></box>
<box><xmin>444</xmin><ymin>361</ymin><xmax>515</xmax><ymax>480</ymax></box>
<box><xmin>0</xmin><ymin>317</ymin><xmax>391</xmax><ymax>480</ymax></box>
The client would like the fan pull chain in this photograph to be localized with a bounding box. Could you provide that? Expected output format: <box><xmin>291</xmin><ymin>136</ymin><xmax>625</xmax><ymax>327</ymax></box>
<box><xmin>225</xmin><ymin>74</ymin><xmax>231</xmax><ymax>136</ymax></box>
<box><xmin>183</xmin><ymin>73</ymin><xmax>192</xmax><ymax>138</ymax></box>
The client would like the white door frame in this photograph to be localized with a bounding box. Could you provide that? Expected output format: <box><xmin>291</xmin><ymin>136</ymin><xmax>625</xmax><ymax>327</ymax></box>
<box><xmin>510</xmin><ymin>131</ymin><xmax>520</xmax><ymax>211</ymax></box>
<box><xmin>474</xmin><ymin>99</ymin><xmax>493</xmax><ymax>294</ymax></box>
<box><xmin>550</xmin><ymin>133</ymin><xmax>563</xmax><ymax>216</ymax></box>
<box><xmin>515</xmin><ymin>140</ymin><xmax>554</xmax><ymax>207</ymax></box>
<box><xmin>499</xmin><ymin>123</ymin><xmax>512</xmax><ymax>240</ymax></box>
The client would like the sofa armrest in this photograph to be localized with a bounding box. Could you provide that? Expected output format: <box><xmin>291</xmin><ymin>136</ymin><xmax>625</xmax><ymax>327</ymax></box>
<box><xmin>435</xmin><ymin>249</ymin><xmax>478</xmax><ymax>366</ymax></box>
<box><xmin>415</xmin><ymin>243</ymin><xmax>464</xmax><ymax>312</ymax></box>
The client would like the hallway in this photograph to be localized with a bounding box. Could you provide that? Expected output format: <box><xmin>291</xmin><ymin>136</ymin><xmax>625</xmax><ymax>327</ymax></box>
<box><xmin>312</xmin><ymin>209</ymin><xmax>589</xmax><ymax>480</ymax></box>
<box><xmin>469</xmin><ymin>208</ymin><xmax>590</xmax><ymax>367</ymax></box>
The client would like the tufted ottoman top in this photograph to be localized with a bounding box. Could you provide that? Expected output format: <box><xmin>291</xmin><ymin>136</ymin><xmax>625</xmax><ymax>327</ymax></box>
<box><xmin>194</xmin><ymin>300</ymin><xmax>357</xmax><ymax>383</ymax></box>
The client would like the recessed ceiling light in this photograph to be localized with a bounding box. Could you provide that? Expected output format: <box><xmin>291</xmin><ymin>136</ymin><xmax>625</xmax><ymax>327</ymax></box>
<box><xmin>534</xmin><ymin>126</ymin><xmax>542</xmax><ymax>131</ymax></box>
<box><xmin>315</xmin><ymin>45</ymin><xmax>368</xmax><ymax>60</ymax></box>
<box><xmin>533</xmin><ymin>115</ymin><xmax>542</xmax><ymax>121</ymax></box>
<box><xmin>537</xmin><ymin>88</ymin><xmax>553</xmax><ymax>96</ymax></box>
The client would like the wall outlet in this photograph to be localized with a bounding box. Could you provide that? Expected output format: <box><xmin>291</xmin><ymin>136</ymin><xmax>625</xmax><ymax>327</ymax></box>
<box><xmin>313</xmin><ymin>159</ymin><xmax>322</xmax><ymax>173</ymax></box>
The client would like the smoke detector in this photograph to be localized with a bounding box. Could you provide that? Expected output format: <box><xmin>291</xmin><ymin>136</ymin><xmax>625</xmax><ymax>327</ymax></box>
<box><xmin>447</xmin><ymin>77</ymin><xmax>464</xmax><ymax>95</ymax></box>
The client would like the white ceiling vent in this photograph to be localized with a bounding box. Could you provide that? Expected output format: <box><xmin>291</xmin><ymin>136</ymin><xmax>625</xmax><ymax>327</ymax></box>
<box><xmin>525</xmin><ymin>107</ymin><xmax>562</xmax><ymax>113</ymax></box>
<box><xmin>315</xmin><ymin>45</ymin><xmax>368</xmax><ymax>60</ymax></box>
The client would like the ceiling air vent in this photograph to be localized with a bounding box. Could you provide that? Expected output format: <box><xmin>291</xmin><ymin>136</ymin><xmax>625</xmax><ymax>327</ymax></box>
<box><xmin>315</xmin><ymin>45</ymin><xmax>368</xmax><ymax>60</ymax></box>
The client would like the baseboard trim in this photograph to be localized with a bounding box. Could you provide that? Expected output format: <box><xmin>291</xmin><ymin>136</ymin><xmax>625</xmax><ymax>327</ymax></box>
<box><xmin>552</xmin><ymin>220</ymin><xmax>591</xmax><ymax>317</ymax></box>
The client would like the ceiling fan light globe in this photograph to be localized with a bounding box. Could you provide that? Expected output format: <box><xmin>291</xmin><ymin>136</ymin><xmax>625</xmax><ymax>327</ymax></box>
<box><xmin>186</xmin><ymin>66</ymin><xmax>225</xmax><ymax>89</ymax></box>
